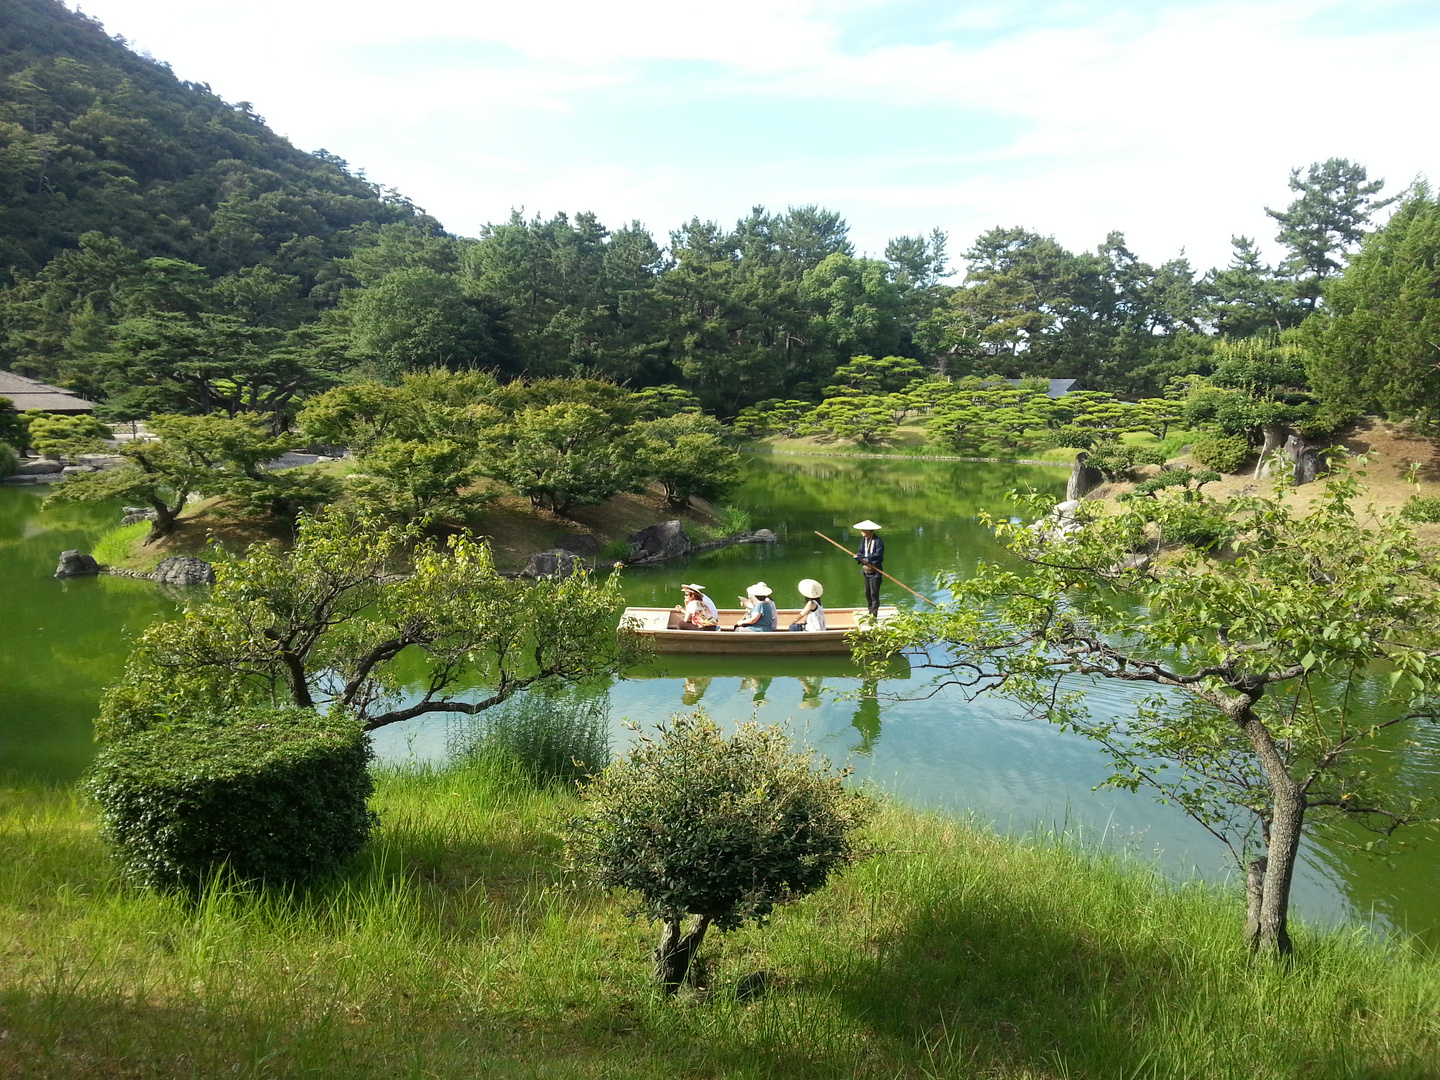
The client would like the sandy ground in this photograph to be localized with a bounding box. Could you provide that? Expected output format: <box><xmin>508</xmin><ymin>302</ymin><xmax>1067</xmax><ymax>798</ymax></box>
<box><xmin>1087</xmin><ymin>417</ymin><xmax>1440</xmax><ymax>546</ymax></box>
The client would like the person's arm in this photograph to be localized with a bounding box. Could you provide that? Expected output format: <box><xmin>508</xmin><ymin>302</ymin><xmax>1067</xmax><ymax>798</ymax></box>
<box><xmin>735</xmin><ymin>604</ymin><xmax>759</xmax><ymax>626</ymax></box>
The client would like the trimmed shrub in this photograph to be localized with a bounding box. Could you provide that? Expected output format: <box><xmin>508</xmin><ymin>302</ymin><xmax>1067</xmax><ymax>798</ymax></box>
<box><xmin>86</xmin><ymin>707</ymin><xmax>375</xmax><ymax>892</ymax></box>
<box><xmin>1190</xmin><ymin>434</ymin><xmax>1251</xmax><ymax>474</ymax></box>
<box><xmin>448</xmin><ymin>691</ymin><xmax>610</xmax><ymax>786</ymax></box>
<box><xmin>564</xmin><ymin>711</ymin><xmax>874</xmax><ymax>988</ymax></box>
<box><xmin>0</xmin><ymin>441</ymin><xmax>18</xmax><ymax>478</ymax></box>
<box><xmin>1085</xmin><ymin>442</ymin><xmax>1167</xmax><ymax>482</ymax></box>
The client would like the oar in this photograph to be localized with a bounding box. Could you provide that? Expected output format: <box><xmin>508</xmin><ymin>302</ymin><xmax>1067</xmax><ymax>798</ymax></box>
<box><xmin>812</xmin><ymin>531</ymin><xmax>940</xmax><ymax>607</ymax></box>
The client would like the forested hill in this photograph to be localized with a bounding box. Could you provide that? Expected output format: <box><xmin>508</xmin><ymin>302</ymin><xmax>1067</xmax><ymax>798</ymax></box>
<box><xmin>0</xmin><ymin>0</ymin><xmax>427</xmax><ymax>287</ymax></box>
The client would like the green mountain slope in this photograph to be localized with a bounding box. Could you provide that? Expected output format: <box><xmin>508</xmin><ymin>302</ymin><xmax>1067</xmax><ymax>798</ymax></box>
<box><xmin>0</xmin><ymin>0</ymin><xmax>428</xmax><ymax>291</ymax></box>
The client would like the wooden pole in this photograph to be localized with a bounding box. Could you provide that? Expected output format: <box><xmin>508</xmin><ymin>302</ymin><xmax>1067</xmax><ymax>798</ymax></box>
<box><xmin>812</xmin><ymin>531</ymin><xmax>940</xmax><ymax>607</ymax></box>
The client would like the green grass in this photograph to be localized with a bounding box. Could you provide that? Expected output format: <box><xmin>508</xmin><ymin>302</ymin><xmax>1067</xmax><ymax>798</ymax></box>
<box><xmin>2</xmin><ymin>762</ymin><xmax>1438</xmax><ymax>1078</ymax></box>
<box><xmin>691</xmin><ymin>504</ymin><xmax>754</xmax><ymax>543</ymax></box>
<box><xmin>90</xmin><ymin>520</ymin><xmax>156</xmax><ymax>570</ymax></box>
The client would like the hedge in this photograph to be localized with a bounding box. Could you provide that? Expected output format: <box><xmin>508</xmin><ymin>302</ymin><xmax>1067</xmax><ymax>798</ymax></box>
<box><xmin>86</xmin><ymin>707</ymin><xmax>376</xmax><ymax>892</ymax></box>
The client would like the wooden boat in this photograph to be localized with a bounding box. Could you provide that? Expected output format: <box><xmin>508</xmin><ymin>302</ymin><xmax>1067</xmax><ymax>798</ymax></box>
<box><xmin>621</xmin><ymin>606</ymin><xmax>900</xmax><ymax>655</ymax></box>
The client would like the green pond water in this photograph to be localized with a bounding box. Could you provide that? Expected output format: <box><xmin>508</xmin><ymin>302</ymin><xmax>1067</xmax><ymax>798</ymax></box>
<box><xmin>2</xmin><ymin>456</ymin><xmax>1438</xmax><ymax>940</ymax></box>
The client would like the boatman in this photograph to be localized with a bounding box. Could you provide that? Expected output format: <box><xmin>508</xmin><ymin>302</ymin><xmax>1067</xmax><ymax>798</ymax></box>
<box><xmin>853</xmin><ymin>519</ymin><xmax>884</xmax><ymax>617</ymax></box>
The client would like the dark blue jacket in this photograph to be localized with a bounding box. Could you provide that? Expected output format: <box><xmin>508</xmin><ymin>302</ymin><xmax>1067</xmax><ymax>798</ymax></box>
<box><xmin>855</xmin><ymin>535</ymin><xmax>884</xmax><ymax>576</ymax></box>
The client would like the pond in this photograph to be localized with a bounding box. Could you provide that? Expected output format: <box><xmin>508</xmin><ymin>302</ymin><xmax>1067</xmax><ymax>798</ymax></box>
<box><xmin>2</xmin><ymin>456</ymin><xmax>1437</xmax><ymax>939</ymax></box>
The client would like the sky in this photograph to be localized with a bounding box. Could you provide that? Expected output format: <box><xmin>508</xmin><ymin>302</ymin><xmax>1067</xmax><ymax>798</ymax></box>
<box><xmin>69</xmin><ymin>0</ymin><xmax>1439</xmax><ymax>277</ymax></box>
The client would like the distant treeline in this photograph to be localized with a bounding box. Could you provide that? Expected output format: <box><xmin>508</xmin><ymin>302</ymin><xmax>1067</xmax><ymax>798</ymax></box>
<box><xmin>2</xmin><ymin>0</ymin><xmax>1435</xmax><ymax>427</ymax></box>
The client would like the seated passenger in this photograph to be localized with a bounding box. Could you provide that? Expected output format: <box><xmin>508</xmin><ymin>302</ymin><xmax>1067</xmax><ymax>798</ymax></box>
<box><xmin>788</xmin><ymin>578</ymin><xmax>827</xmax><ymax>631</ymax></box>
<box><xmin>674</xmin><ymin>583</ymin><xmax>719</xmax><ymax>630</ymax></box>
<box><xmin>734</xmin><ymin>582</ymin><xmax>777</xmax><ymax>632</ymax></box>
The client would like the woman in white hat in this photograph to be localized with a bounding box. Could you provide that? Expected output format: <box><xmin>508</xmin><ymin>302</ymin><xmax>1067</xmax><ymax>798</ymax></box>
<box><xmin>674</xmin><ymin>583</ymin><xmax>719</xmax><ymax>631</ymax></box>
<box><xmin>788</xmin><ymin>578</ymin><xmax>826</xmax><ymax>632</ymax></box>
<box><xmin>734</xmin><ymin>582</ymin><xmax>777</xmax><ymax>632</ymax></box>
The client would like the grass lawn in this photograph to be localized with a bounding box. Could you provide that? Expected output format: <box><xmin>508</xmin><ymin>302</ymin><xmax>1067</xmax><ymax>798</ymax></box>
<box><xmin>3</xmin><ymin>759</ymin><xmax>1438</xmax><ymax>1079</ymax></box>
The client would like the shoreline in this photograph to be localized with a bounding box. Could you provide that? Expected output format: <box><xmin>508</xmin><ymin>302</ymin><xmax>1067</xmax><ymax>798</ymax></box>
<box><xmin>746</xmin><ymin>447</ymin><xmax>1069</xmax><ymax>467</ymax></box>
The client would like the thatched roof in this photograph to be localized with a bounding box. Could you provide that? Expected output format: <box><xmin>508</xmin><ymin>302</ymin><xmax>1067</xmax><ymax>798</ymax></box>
<box><xmin>0</xmin><ymin>371</ymin><xmax>94</xmax><ymax>414</ymax></box>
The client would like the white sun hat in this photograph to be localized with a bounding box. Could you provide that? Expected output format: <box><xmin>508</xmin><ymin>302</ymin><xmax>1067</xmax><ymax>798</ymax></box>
<box><xmin>680</xmin><ymin>583</ymin><xmax>707</xmax><ymax>592</ymax></box>
<box><xmin>798</xmin><ymin>578</ymin><xmax>824</xmax><ymax>599</ymax></box>
<box><xmin>852</xmin><ymin>519</ymin><xmax>882</xmax><ymax>531</ymax></box>
<box><xmin>746</xmin><ymin>581</ymin><xmax>774</xmax><ymax>597</ymax></box>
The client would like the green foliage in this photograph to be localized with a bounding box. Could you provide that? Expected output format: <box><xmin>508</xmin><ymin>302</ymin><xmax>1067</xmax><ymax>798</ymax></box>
<box><xmin>565</xmin><ymin>711</ymin><xmax>874</xmax><ymax>985</ymax></box>
<box><xmin>485</xmin><ymin>402</ymin><xmax>643</xmax><ymax>515</ymax></box>
<box><xmin>1400</xmin><ymin>495</ymin><xmax>1440</xmax><ymax>524</ymax></box>
<box><xmin>0</xmin><ymin>439</ymin><xmax>17</xmax><ymax>477</ymax></box>
<box><xmin>633</xmin><ymin>413</ymin><xmax>741</xmax><ymax>508</ymax></box>
<box><xmin>1189</xmin><ymin>434</ymin><xmax>1251</xmax><ymax>473</ymax></box>
<box><xmin>1304</xmin><ymin>185</ymin><xmax>1440</xmax><ymax>426</ymax></box>
<box><xmin>85</xmin><ymin>705</ymin><xmax>374</xmax><ymax>892</ymax></box>
<box><xmin>347</xmin><ymin>438</ymin><xmax>490</xmax><ymax>524</ymax></box>
<box><xmin>1084</xmin><ymin>442</ymin><xmax>1167</xmax><ymax>482</ymax></box>
<box><xmin>0</xmin><ymin>395</ymin><xmax>23</xmax><ymax>448</ymax></box>
<box><xmin>45</xmin><ymin>411</ymin><xmax>325</xmax><ymax>536</ymax></box>
<box><xmin>1119</xmin><ymin>465</ymin><xmax>1222</xmax><ymax>501</ymax></box>
<box><xmin>97</xmin><ymin>511</ymin><xmax>637</xmax><ymax>740</ymax></box>
<box><xmin>825</xmin><ymin>354</ymin><xmax>926</xmax><ymax>396</ymax></box>
<box><xmin>1265</xmin><ymin>157</ymin><xmax>1393</xmax><ymax>315</ymax></box>
<box><xmin>568</xmin><ymin>712</ymin><xmax>874</xmax><ymax>931</ymax></box>
<box><xmin>448</xmin><ymin>691</ymin><xmax>610</xmax><ymax>787</ymax></box>
<box><xmin>854</xmin><ymin>469</ymin><xmax>1440</xmax><ymax>954</ymax></box>
<box><xmin>24</xmin><ymin>411</ymin><xmax>110</xmax><ymax>456</ymax></box>
<box><xmin>810</xmin><ymin>396</ymin><xmax>899</xmax><ymax>444</ymax></box>
<box><xmin>344</xmin><ymin>266</ymin><xmax>514</xmax><ymax>377</ymax></box>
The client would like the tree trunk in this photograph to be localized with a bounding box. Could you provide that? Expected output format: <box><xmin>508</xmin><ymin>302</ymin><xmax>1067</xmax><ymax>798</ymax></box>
<box><xmin>1253</xmin><ymin>424</ymin><xmax>1287</xmax><ymax>480</ymax></box>
<box><xmin>1243</xmin><ymin>856</ymin><xmax>1267</xmax><ymax>944</ymax></box>
<box><xmin>1239</xmin><ymin>709</ymin><xmax>1304</xmax><ymax>956</ymax></box>
<box><xmin>653</xmin><ymin>914</ymin><xmax>710</xmax><ymax>992</ymax></box>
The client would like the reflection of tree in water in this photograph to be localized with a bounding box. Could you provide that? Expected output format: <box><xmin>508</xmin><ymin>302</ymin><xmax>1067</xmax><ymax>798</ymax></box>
<box><xmin>681</xmin><ymin>676</ymin><xmax>711</xmax><ymax>706</ymax></box>
<box><xmin>850</xmin><ymin>678</ymin><xmax>881</xmax><ymax>755</ymax></box>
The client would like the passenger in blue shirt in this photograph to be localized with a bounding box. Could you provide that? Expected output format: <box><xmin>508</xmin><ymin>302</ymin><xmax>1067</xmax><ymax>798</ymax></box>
<box><xmin>734</xmin><ymin>582</ymin><xmax>777</xmax><ymax>631</ymax></box>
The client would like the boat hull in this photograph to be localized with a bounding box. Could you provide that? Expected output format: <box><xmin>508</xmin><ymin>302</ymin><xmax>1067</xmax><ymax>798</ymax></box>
<box><xmin>621</xmin><ymin>606</ymin><xmax>898</xmax><ymax>655</ymax></box>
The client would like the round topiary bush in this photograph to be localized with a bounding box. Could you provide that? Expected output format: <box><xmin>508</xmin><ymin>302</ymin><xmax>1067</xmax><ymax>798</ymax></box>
<box><xmin>1190</xmin><ymin>434</ymin><xmax>1251</xmax><ymax>474</ymax></box>
<box><xmin>86</xmin><ymin>706</ymin><xmax>376</xmax><ymax>892</ymax></box>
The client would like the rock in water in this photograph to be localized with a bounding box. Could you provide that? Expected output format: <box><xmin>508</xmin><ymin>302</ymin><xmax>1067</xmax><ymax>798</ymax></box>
<box><xmin>523</xmin><ymin>549</ymin><xmax>581</xmax><ymax>579</ymax></box>
<box><xmin>153</xmin><ymin>556</ymin><xmax>216</xmax><ymax>587</ymax></box>
<box><xmin>626</xmin><ymin>520</ymin><xmax>692</xmax><ymax>563</ymax></box>
<box><xmin>55</xmin><ymin>550</ymin><xmax>99</xmax><ymax>578</ymax></box>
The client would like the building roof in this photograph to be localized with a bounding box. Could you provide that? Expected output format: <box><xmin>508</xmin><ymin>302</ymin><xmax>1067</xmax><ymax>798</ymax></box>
<box><xmin>1007</xmin><ymin>377</ymin><xmax>1079</xmax><ymax>398</ymax></box>
<box><xmin>0</xmin><ymin>371</ymin><xmax>94</xmax><ymax>414</ymax></box>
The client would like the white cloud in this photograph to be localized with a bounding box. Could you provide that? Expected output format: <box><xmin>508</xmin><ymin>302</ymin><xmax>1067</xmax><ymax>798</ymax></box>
<box><xmin>69</xmin><ymin>0</ymin><xmax>1440</xmax><ymax>271</ymax></box>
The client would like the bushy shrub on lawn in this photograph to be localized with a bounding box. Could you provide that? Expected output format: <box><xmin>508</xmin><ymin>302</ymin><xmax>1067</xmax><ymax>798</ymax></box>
<box><xmin>564</xmin><ymin>710</ymin><xmax>874</xmax><ymax>989</ymax></box>
<box><xmin>1190</xmin><ymin>434</ymin><xmax>1251</xmax><ymax>474</ymax></box>
<box><xmin>86</xmin><ymin>707</ymin><xmax>375</xmax><ymax>892</ymax></box>
<box><xmin>0</xmin><ymin>441</ymin><xmax>18</xmax><ymax>478</ymax></box>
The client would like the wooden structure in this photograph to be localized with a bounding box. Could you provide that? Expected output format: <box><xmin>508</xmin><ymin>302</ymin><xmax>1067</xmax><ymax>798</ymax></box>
<box><xmin>621</xmin><ymin>606</ymin><xmax>899</xmax><ymax>655</ymax></box>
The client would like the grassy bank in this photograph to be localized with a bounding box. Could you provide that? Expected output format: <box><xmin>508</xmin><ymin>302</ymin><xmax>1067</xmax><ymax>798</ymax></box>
<box><xmin>88</xmin><ymin>486</ymin><xmax>732</xmax><ymax>575</ymax></box>
<box><xmin>3</xmin><ymin>761</ymin><xmax>1438</xmax><ymax>1079</ymax></box>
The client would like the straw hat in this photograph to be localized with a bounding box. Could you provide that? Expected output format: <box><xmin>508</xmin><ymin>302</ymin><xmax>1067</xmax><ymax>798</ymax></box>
<box><xmin>680</xmin><ymin>583</ymin><xmax>707</xmax><ymax>593</ymax></box>
<box><xmin>746</xmin><ymin>581</ymin><xmax>773</xmax><ymax>597</ymax></box>
<box><xmin>798</xmin><ymin>578</ymin><xmax>823</xmax><ymax>599</ymax></box>
<box><xmin>852</xmin><ymin>519</ymin><xmax>882</xmax><ymax>531</ymax></box>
